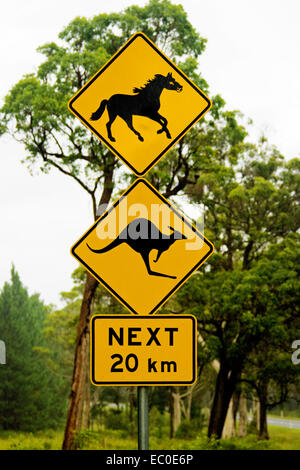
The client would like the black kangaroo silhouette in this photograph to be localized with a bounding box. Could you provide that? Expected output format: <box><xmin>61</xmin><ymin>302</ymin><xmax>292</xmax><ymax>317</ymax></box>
<box><xmin>90</xmin><ymin>72</ymin><xmax>183</xmax><ymax>142</ymax></box>
<box><xmin>87</xmin><ymin>218</ymin><xmax>187</xmax><ymax>279</ymax></box>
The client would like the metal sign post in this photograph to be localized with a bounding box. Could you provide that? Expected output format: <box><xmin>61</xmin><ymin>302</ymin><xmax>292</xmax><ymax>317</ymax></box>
<box><xmin>138</xmin><ymin>387</ymin><xmax>149</xmax><ymax>450</ymax></box>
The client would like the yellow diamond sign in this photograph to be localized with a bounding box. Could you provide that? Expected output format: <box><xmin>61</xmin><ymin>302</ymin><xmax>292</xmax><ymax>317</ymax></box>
<box><xmin>68</xmin><ymin>32</ymin><xmax>212</xmax><ymax>176</ymax></box>
<box><xmin>71</xmin><ymin>179</ymin><xmax>214</xmax><ymax>315</ymax></box>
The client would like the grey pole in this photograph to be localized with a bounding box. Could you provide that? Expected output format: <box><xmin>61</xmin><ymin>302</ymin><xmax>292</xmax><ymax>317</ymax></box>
<box><xmin>138</xmin><ymin>386</ymin><xmax>149</xmax><ymax>450</ymax></box>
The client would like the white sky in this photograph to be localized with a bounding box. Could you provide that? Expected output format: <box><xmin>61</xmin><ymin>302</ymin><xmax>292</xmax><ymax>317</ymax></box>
<box><xmin>0</xmin><ymin>0</ymin><xmax>299</xmax><ymax>307</ymax></box>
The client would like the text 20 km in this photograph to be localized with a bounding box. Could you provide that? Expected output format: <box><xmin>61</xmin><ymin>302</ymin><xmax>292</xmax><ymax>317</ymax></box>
<box><xmin>110</xmin><ymin>353</ymin><xmax>177</xmax><ymax>373</ymax></box>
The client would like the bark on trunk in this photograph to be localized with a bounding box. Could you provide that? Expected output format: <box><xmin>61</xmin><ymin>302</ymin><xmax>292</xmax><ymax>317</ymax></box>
<box><xmin>238</xmin><ymin>393</ymin><xmax>248</xmax><ymax>437</ymax></box>
<box><xmin>232</xmin><ymin>389</ymin><xmax>240</xmax><ymax>432</ymax></box>
<box><xmin>62</xmin><ymin>171</ymin><xmax>114</xmax><ymax>450</ymax></box>
<box><xmin>82</xmin><ymin>374</ymin><xmax>91</xmax><ymax>430</ymax></box>
<box><xmin>258</xmin><ymin>402</ymin><xmax>269</xmax><ymax>440</ymax></box>
<box><xmin>62</xmin><ymin>272</ymin><xmax>99</xmax><ymax>449</ymax></box>
<box><xmin>256</xmin><ymin>400</ymin><xmax>260</xmax><ymax>431</ymax></box>
<box><xmin>251</xmin><ymin>394</ymin><xmax>259</xmax><ymax>431</ymax></box>
<box><xmin>186</xmin><ymin>388</ymin><xmax>193</xmax><ymax>422</ymax></box>
<box><xmin>222</xmin><ymin>398</ymin><xmax>235</xmax><ymax>438</ymax></box>
<box><xmin>208</xmin><ymin>362</ymin><xmax>240</xmax><ymax>439</ymax></box>
<box><xmin>258</xmin><ymin>385</ymin><xmax>269</xmax><ymax>440</ymax></box>
<box><xmin>172</xmin><ymin>388</ymin><xmax>182</xmax><ymax>435</ymax></box>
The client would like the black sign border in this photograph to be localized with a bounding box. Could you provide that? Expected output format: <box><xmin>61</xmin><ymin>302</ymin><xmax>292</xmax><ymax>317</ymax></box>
<box><xmin>68</xmin><ymin>32</ymin><xmax>211</xmax><ymax>176</ymax></box>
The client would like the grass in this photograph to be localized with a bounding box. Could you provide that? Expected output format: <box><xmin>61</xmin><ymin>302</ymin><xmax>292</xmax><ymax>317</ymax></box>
<box><xmin>0</xmin><ymin>429</ymin><xmax>64</xmax><ymax>450</ymax></box>
<box><xmin>0</xmin><ymin>425</ymin><xmax>300</xmax><ymax>450</ymax></box>
<box><xmin>266</xmin><ymin>426</ymin><xmax>300</xmax><ymax>450</ymax></box>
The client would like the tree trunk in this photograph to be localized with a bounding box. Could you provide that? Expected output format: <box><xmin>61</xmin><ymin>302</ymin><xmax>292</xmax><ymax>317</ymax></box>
<box><xmin>75</xmin><ymin>379</ymin><xmax>84</xmax><ymax>431</ymax></box>
<box><xmin>222</xmin><ymin>398</ymin><xmax>235</xmax><ymax>438</ymax></box>
<box><xmin>62</xmin><ymin>272</ymin><xmax>98</xmax><ymax>449</ymax></box>
<box><xmin>251</xmin><ymin>394</ymin><xmax>259</xmax><ymax>431</ymax></box>
<box><xmin>232</xmin><ymin>389</ymin><xmax>240</xmax><ymax>432</ymax></box>
<box><xmin>238</xmin><ymin>393</ymin><xmax>248</xmax><ymax>437</ymax></box>
<box><xmin>222</xmin><ymin>399</ymin><xmax>235</xmax><ymax>439</ymax></box>
<box><xmin>172</xmin><ymin>388</ymin><xmax>182</xmax><ymax>435</ymax></box>
<box><xmin>258</xmin><ymin>385</ymin><xmax>269</xmax><ymax>440</ymax></box>
<box><xmin>82</xmin><ymin>377</ymin><xmax>91</xmax><ymax>429</ymax></box>
<box><xmin>222</xmin><ymin>389</ymin><xmax>240</xmax><ymax>438</ymax></box>
<box><xmin>208</xmin><ymin>362</ymin><xmax>240</xmax><ymax>439</ymax></box>
<box><xmin>89</xmin><ymin>388</ymin><xmax>100</xmax><ymax>431</ymax></box>
<box><xmin>83</xmin><ymin>335</ymin><xmax>92</xmax><ymax>430</ymax></box>
<box><xmin>185</xmin><ymin>388</ymin><xmax>193</xmax><ymax>422</ymax></box>
<box><xmin>256</xmin><ymin>399</ymin><xmax>260</xmax><ymax>431</ymax></box>
<box><xmin>62</xmin><ymin>171</ymin><xmax>114</xmax><ymax>450</ymax></box>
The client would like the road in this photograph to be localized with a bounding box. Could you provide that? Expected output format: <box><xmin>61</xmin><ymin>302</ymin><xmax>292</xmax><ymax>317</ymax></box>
<box><xmin>267</xmin><ymin>416</ymin><xmax>300</xmax><ymax>430</ymax></box>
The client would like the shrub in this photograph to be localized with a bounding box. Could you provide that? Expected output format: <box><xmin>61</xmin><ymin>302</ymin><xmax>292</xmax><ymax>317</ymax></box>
<box><xmin>73</xmin><ymin>430</ymin><xmax>100</xmax><ymax>449</ymax></box>
<box><xmin>175</xmin><ymin>420</ymin><xmax>198</xmax><ymax>439</ymax></box>
<box><xmin>104</xmin><ymin>409</ymin><xmax>128</xmax><ymax>431</ymax></box>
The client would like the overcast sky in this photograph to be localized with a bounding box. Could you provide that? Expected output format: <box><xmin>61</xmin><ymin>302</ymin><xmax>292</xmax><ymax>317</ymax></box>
<box><xmin>0</xmin><ymin>0</ymin><xmax>299</xmax><ymax>307</ymax></box>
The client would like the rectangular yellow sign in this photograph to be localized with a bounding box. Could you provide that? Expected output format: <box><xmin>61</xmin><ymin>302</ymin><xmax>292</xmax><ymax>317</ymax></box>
<box><xmin>91</xmin><ymin>315</ymin><xmax>197</xmax><ymax>386</ymax></box>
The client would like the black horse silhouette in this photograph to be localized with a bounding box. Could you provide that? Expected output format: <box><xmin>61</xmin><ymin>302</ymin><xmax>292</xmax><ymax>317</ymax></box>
<box><xmin>87</xmin><ymin>218</ymin><xmax>187</xmax><ymax>279</ymax></box>
<box><xmin>90</xmin><ymin>73</ymin><xmax>183</xmax><ymax>142</ymax></box>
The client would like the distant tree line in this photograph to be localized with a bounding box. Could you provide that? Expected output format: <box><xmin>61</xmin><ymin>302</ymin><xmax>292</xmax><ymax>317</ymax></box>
<box><xmin>0</xmin><ymin>268</ymin><xmax>71</xmax><ymax>430</ymax></box>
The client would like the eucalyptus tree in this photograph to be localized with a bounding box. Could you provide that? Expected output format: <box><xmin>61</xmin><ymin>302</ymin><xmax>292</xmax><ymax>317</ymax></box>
<box><xmin>174</xmin><ymin>118</ymin><xmax>300</xmax><ymax>438</ymax></box>
<box><xmin>241</xmin><ymin>234</ymin><xmax>300</xmax><ymax>439</ymax></box>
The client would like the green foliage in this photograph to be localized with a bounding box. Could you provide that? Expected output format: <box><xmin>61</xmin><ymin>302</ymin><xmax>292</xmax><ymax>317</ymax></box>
<box><xmin>241</xmin><ymin>234</ymin><xmax>300</xmax><ymax>411</ymax></box>
<box><xmin>0</xmin><ymin>268</ymin><xmax>67</xmax><ymax>430</ymax></box>
<box><xmin>42</xmin><ymin>269</ymin><xmax>80</xmax><ymax>380</ymax></box>
<box><xmin>180</xmin><ymin>123</ymin><xmax>299</xmax><ymax>341</ymax></box>
<box><xmin>162</xmin><ymin>110</ymin><xmax>300</xmax><ymax>435</ymax></box>
<box><xmin>199</xmin><ymin>434</ymin><xmax>271</xmax><ymax>451</ymax></box>
<box><xmin>175</xmin><ymin>419</ymin><xmax>200</xmax><ymax>439</ymax></box>
<box><xmin>0</xmin><ymin>429</ymin><xmax>64</xmax><ymax>450</ymax></box>
<box><xmin>73</xmin><ymin>429</ymin><xmax>101</xmax><ymax>450</ymax></box>
<box><xmin>104</xmin><ymin>408</ymin><xmax>129</xmax><ymax>431</ymax></box>
<box><xmin>150</xmin><ymin>409</ymin><xmax>168</xmax><ymax>439</ymax></box>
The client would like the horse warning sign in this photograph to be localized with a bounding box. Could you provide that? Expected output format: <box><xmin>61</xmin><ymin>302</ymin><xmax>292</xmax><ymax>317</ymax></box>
<box><xmin>68</xmin><ymin>32</ymin><xmax>212</xmax><ymax>176</ymax></box>
<box><xmin>71</xmin><ymin>178</ymin><xmax>213</xmax><ymax>315</ymax></box>
<box><xmin>91</xmin><ymin>315</ymin><xmax>197</xmax><ymax>385</ymax></box>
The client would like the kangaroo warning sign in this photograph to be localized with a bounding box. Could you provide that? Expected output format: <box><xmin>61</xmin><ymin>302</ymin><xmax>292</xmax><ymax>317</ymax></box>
<box><xmin>68</xmin><ymin>32</ymin><xmax>212</xmax><ymax>176</ymax></box>
<box><xmin>71</xmin><ymin>179</ymin><xmax>213</xmax><ymax>315</ymax></box>
<box><xmin>91</xmin><ymin>315</ymin><xmax>197</xmax><ymax>386</ymax></box>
